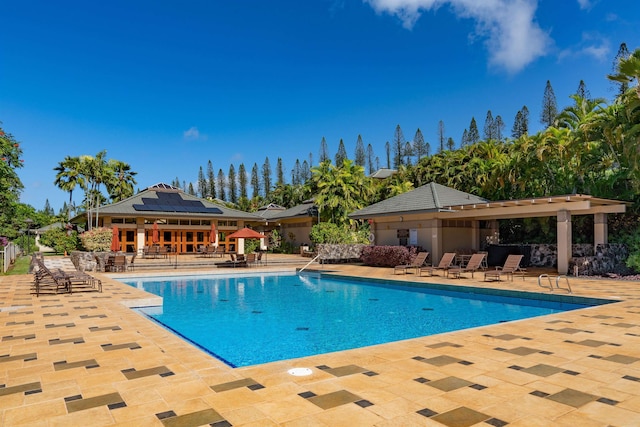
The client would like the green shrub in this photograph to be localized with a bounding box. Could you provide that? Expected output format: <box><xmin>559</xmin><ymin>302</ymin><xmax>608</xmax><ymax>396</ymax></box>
<box><xmin>39</xmin><ymin>227</ymin><xmax>80</xmax><ymax>254</ymax></box>
<box><xmin>309</xmin><ymin>223</ymin><xmax>369</xmax><ymax>244</ymax></box>
<box><xmin>79</xmin><ymin>227</ymin><xmax>113</xmax><ymax>252</ymax></box>
<box><xmin>244</xmin><ymin>238</ymin><xmax>260</xmax><ymax>254</ymax></box>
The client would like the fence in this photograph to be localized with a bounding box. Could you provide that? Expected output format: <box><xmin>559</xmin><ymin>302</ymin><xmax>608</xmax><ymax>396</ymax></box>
<box><xmin>1</xmin><ymin>243</ymin><xmax>19</xmax><ymax>273</ymax></box>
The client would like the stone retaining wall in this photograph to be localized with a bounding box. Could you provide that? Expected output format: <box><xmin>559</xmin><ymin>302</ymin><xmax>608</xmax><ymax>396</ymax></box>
<box><xmin>317</xmin><ymin>244</ymin><xmax>367</xmax><ymax>263</ymax></box>
<box><xmin>526</xmin><ymin>243</ymin><xmax>628</xmax><ymax>275</ymax></box>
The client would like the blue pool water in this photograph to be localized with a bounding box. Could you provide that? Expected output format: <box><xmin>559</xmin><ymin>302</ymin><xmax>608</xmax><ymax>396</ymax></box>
<box><xmin>121</xmin><ymin>273</ymin><xmax>598</xmax><ymax>367</ymax></box>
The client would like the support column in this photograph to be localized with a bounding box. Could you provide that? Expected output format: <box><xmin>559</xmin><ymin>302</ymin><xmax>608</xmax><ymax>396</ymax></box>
<box><xmin>136</xmin><ymin>219</ymin><xmax>145</xmax><ymax>255</ymax></box>
<box><xmin>557</xmin><ymin>210</ymin><xmax>572</xmax><ymax>274</ymax></box>
<box><xmin>430</xmin><ymin>219</ymin><xmax>443</xmax><ymax>265</ymax></box>
<box><xmin>594</xmin><ymin>213</ymin><xmax>608</xmax><ymax>247</ymax></box>
<box><xmin>471</xmin><ymin>220</ymin><xmax>480</xmax><ymax>251</ymax></box>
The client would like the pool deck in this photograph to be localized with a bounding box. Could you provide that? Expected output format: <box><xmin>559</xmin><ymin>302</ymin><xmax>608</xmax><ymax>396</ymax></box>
<box><xmin>1</xmin><ymin>257</ymin><xmax>640</xmax><ymax>426</ymax></box>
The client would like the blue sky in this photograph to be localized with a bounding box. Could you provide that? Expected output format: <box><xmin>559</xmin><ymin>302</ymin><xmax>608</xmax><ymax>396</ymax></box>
<box><xmin>2</xmin><ymin>0</ymin><xmax>639</xmax><ymax>211</ymax></box>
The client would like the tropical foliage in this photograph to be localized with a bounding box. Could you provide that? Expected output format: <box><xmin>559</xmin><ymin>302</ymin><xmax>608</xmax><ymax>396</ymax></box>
<box><xmin>54</xmin><ymin>151</ymin><xmax>137</xmax><ymax>227</ymax></box>
<box><xmin>39</xmin><ymin>227</ymin><xmax>80</xmax><ymax>255</ymax></box>
<box><xmin>78</xmin><ymin>227</ymin><xmax>113</xmax><ymax>252</ymax></box>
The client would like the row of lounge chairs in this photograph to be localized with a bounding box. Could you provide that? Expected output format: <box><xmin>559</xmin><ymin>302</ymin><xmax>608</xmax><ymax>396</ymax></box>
<box><xmin>32</xmin><ymin>259</ymin><xmax>102</xmax><ymax>296</ymax></box>
<box><xmin>394</xmin><ymin>251</ymin><xmax>525</xmax><ymax>281</ymax></box>
<box><xmin>197</xmin><ymin>245</ymin><xmax>224</xmax><ymax>258</ymax></box>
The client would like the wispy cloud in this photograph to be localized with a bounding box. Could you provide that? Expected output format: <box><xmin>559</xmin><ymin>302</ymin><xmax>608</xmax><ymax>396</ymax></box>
<box><xmin>363</xmin><ymin>0</ymin><xmax>552</xmax><ymax>73</ymax></box>
<box><xmin>183</xmin><ymin>126</ymin><xmax>207</xmax><ymax>141</ymax></box>
<box><xmin>558</xmin><ymin>33</ymin><xmax>609</xmax><ymax>62</ymax></box>
<box><xmin>576</xmin><ymin>0</ymin><xmax>595</xmax><ymax>10</ymax></box>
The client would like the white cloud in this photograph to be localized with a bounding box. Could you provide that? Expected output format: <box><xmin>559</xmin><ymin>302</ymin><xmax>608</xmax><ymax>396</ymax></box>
<box><xmin>558</xmin><ymin>34</ymin><xmax>609</xmax><ymax>63</ymax></box>
<box><xmin>364</xmin><ymin>0</ymin><xmax>552</xmax><ymax>73</ymax></box>
<box><xmin>183</xmin><ymin>126</ymin><xmax>206</xmax><ymax>141</ymax></box>
<box><xmin>576</xmin><ymin>0</ymin><xmax>590</xmax><ymax>9</ymax></box>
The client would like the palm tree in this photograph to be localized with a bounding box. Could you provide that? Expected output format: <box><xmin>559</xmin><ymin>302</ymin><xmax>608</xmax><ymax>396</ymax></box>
<box><xmin>312</xmin><ymin>159</ymin><xmax>373</xmax><ymax>226</ymax></box>
<box><xmin>609</xmin><ymin>47</ymin><xmax>640</xmax><ymax>100</ymax></box>
<box><xmin>106</xmin><ymin>160</ymin><xmax>137</xmax><ymax>202</ymax></box>
<box><xmin>54</xmin><ymin>156</ymin><xmax>84</xmax><ymax>221</ymax></box>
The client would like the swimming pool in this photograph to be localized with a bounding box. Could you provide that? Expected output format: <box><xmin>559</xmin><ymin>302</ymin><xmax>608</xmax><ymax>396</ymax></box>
<box><xmin>121</xmin><ymin>272</ymin><xmax>605</xmax><ymax>367</ymax></box>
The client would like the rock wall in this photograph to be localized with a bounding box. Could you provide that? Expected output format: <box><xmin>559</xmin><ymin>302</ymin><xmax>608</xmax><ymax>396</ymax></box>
<box><xmin>317</xmin><ymin>244</ymin><xmax>366</xmax><ymax>263</ymax></box>
<box><xmin>526</xmin><ymin>243</ymin><xmax>628</xmax><ymax>275</ymax></box>
<box><xmin>69</xmin><ymin>251</ymin><xmax>99</xmax><ymax>272</ymax></box>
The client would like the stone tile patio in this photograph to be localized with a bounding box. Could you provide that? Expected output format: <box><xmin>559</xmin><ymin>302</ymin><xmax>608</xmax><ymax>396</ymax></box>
<box><xmin>1</xmin><ymin>256</ymin><xmax>639</xmax><ymax>426</ymax></box>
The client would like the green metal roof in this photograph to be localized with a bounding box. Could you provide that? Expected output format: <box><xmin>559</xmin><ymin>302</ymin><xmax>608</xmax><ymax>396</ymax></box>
<box><xmin>92</xmin><ymin>184</ymin><xmax>262</xmax><ymax>220</ymax></box>
<box><xmin>350</xmin><ymin>182</ymin><xmax>488</xmax><ymax>218</ymax></box>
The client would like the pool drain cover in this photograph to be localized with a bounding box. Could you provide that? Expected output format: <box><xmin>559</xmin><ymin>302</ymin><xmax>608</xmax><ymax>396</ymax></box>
<box><xmin>288</xmin><ymin>367</ymin><xmax>313</xmax><ymax>376</ymax></box>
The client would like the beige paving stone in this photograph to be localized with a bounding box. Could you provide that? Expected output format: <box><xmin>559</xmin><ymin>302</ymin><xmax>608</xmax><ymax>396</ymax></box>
<box><xmin>48</xmin><ymin>406</ymin><xmax>117</xmax><ymax>427</ymax></box>
<box><xmin>2</xmin><ymin>400</ymin><xmax>68</xmax><ymax>425</ymax></box>
<box><xmin>312</xmin><ymin>403</ymin><xmax>383</xmax><ymax>426</ymax></box>
<box><xmin>1</xmin><ymin>262</ymin><xmax>640</xmax><ymax>425</ymax></box>
<box><xmin>365</xmin><ymin>396</ymin><xmax>422</xmax><ymax>420</ymax></box>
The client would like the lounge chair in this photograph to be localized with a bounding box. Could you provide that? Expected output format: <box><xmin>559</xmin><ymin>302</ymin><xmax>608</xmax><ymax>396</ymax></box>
<box><xmin>394</xmin><ymin>252</ymin><xmax>430</xmax><ymax>275</ymax></box>
<box><xmin>447</xmin><ymin>253</ymin><xmax>487</xmax><ymax>278</ymax></box>
<box><xmin>484</xmin><ymin>254</ymin><xmax>525</xmax><ymax>281</ymax></box>
<box><xmin>32</xmin><ymin>259</ymin><xmax>101</xmax><ymax>295</ymax></box>
<box><xmin>419</xmin><ymin>252</ymin><xmax>456</xmax><ymax>276</ymax></box>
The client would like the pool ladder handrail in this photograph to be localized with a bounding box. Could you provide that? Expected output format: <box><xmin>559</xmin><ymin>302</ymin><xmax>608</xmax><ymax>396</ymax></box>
<box><xmin>538</xmin><ymin>274</ymin><xmax>572</xmax><ymax>293</ymax></box>
<box><xmin>299</xmin><ymin>254</ymin><xmax>321</xmax><ymax>273</ymax></box>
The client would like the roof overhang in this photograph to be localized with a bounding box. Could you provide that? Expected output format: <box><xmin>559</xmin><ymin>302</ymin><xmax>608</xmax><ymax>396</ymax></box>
<box><xmin>358</xmin><ymin>194</ymin><xmax>628</xmax><ymax>221</ymax></box>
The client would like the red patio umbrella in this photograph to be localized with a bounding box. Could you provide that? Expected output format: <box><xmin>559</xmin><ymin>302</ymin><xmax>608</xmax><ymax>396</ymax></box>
<box><xmin>226</xmin><ymin>227</ymin><xmax>267</xmax><ymax>239</ymax></box>
<box><xmin>110</xmin><ymin>227</ymin><xmax>120</xmax><ymax>252</ymax></box>
<box><xmin>209</xmin><ymin>222</ymin><xmax>218</xmax><ymax>246</ymax></box>
<box><xmin>226</xmin><ymin>227</ymin><xmax>267</xmax><ymax>255</ymax></box>
<box><xmin>152</xmin><ymin>221</ymin><xmax>159</xmax><ymax>244</ymax></box>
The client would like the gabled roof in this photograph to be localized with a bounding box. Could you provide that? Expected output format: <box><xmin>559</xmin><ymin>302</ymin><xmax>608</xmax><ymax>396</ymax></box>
<box><xmin>95</xmin><ymin>183</ymin><xmax>262</xmax><ymax>220</ymax></box>
<box><xmin>369</xmin><ymin>168</ymin><xmax>397</xmax><ymax>179</ymax></box>
<box><xmin>261</xmin><ymin>200</ymin><xmax>316</xmax><ymax>221</ymax></box>
<box><xmin>350</xmin><ymin>182</ymin><xmax>488</xmax><ymax>218</ymax></box>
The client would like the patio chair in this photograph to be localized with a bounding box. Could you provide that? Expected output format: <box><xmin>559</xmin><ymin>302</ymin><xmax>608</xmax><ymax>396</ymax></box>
<box><xmin>158</xmin><ymin>246</ymin><xmax>168</xmax><ymax>259</ymax></box>
<box><xmin>111</xmin><ymin>254</ymin><xmax>127</xmax><ymax>272</ymax></box>
<box><xmin>484</xmin><ymin>254</ymin><xmax>525</xmax><ymax>281</ymax></box>
<box><xmin>447</xmin><ymin>252</ymin><xmax>486</xmax><ymax>278</ymax></box>
<box><xmin>207</xmin><ymin>245</ymin><xmax>222</xmax><ymax>258</ymax></box>
<box><xmin>394</xmin><ymin>252</ymin><xmax>430</xmax><ymax>275</ymax></box>
<box><xmin>419</xmin><ymin>252</ymin><xmax>457</xmax><ymax>276</ymax></box>
<box><xmin>246</xmin><ymin>253</ymin><xmax>257</xmax><ymax>267</ymax></box>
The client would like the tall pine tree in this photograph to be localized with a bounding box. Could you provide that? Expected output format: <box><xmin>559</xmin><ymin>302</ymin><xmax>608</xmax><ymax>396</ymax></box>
<box><xmin>207</xmin><ymin>160</ymin><xmax>216</xmax><ymax>199</ymax></box>
<box><xmin>494</xmin><ymin>115</ymin><xmax>505</xmax><ymax>141</ymax></box>
<box><xmin>540</xmin><ymin>80</ymin><xmax>558</xmax><ymax>128</ymax></box>
<box><xmin>437</xmin><ymin>120</ymin><xmax>446</xmax><ymax>152</ymax></box>
<box><xmin>262</xmin><ymin>157</ymin><xmax>272</xmax><ymax>197</ymax></box>
<box><xmin>354</xmin><ymin>134</ymin><xmax>365</xmax><ymax>167</ymax></box>
<box><xmin>413</xmin><ymin>128</ymin><xmax>427</xmax><ymax>161</ymax></box>
<box><xmin>227</xmin><ymin>164</ymin><xmax>237</xmax><ymax>203</ymax></box>
<box><xmin>250</xmin><ymin>163</ymin><xmax>260</xmax><ymax>198</ymax></box>
<box><xmin>392</xmin><ymin>124</ymin><xmax>405</xmax><ymax>168</ymax></box>
<box><xmin>483</xmin><ymin>110</ymin><xmax>495</xmax><ymax>140</ymax></box>
<box><xmin>238</xmin><ymin>163</ymin><xmax>247</xmax><ymax>199</ymax></box>
<box><xmin>366</xmin><ymin>143</ymin><xmax>375</xmax><ymax>175</ymax></box>
<box><xmin>468</xmin><ymin>117</ymin><xmax>479</xmax><ymax>144</ymax></box>
<box><xmin>276</xmin><ymin>158</ymin><xmax>285</xmax><ymax>186</ymax></box>
<box><xmin>335</xmin><ymin>139</ymin><xmax>348</xmax><ymax>166</ymax></box>
<box><xmin>319</xmin><ymin>137</ymin><xmax>329</xmax><ymax>163</ymax></box>
<box><xmin>197</xmin><ymin>166</ymin><xmax>207</xmax><ymax>198</ymax></box>
<box><xmin>612</xmin><ymin>42</ymin><xmax>631</xmax><ymax>99</ymax></box>
<box><xmin>217</xmin><ymin>169</ymin><xmax>226</xmax><ymax>201</ymax></box>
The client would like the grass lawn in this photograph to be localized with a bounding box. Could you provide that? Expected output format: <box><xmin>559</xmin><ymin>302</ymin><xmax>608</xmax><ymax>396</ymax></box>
<box><xmin>2</xmin><ymin>255</ymin><xmax>31</xmax><ymax>275</ymax></box>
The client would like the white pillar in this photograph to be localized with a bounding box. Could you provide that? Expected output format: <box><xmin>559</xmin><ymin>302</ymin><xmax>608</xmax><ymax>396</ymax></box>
<box><xmin>557</xmin><ymin>210</ymin><xmax>572</xmax><ymax>274</ymax></box>
<box><xmin>237</xmin><ymin>238</ymin><xmax>245</xmax><ymax>255</ymax></box>
<box><xmin>594</xmin><ymin>213</ymin><xmax>608</xmax><ymax>247</ymax></box>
